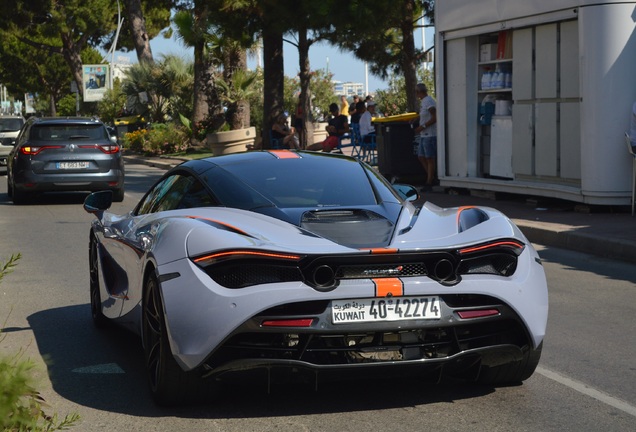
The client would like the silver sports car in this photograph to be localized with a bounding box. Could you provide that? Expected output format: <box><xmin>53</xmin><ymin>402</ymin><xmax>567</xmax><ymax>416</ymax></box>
<box><xmin>84</xmin><ymin>150</ymin><xmax>548</xmax><ymax>405</ymax></box>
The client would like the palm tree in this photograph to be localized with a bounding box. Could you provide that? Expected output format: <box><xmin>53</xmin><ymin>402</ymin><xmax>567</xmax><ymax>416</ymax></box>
<box><xmin>173</xmin><ymin>6</ymin><xmax>212</xmax><ymax>126</ymax></box>
<box><xmin>173</xmin><ymin>2</ymin><xmax>257</xmax><ymax>132</ymax></box>
<box><xmin>121</xmin><ymin>54</ymin><xmax>193</xmax><ymax>123</ymax></box>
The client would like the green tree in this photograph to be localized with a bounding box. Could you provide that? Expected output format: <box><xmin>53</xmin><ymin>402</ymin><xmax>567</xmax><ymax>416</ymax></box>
<box><xmin>0</xmin><ymin>0</ymin><xmax>118</xmax><ymax>99</ymax></box>
<box><xmin>324</xmin><ymin>0</ymin><xmax>435</xmax><ymax>112</ymax></box>
<box><xmin>0</xmin><ymin>28</ymin><xmax>103</xmax><ymax>115</ymax></box>
<box><xmin>121</xmin><ymin>54</ymin><xmax>193</xmax><ymax>122</ymax></box>
<box><xmin>121</xmin><ymin>0</ymin><xmax>169</xmax><ymax>64</ymax></box>
<box><xmin>375</xmin><ymin>66</ymin><xmax>435</xmax><ymax>117</ymax></box>
<box><xmin>174</xmin><ymin>0</ymin><xmax>260</xmax><ymax>133</ymax></box>
<box><xmin>97</xmin><ymin>79</ymin><xmax>127</xmax><ymax>124</ymax></box>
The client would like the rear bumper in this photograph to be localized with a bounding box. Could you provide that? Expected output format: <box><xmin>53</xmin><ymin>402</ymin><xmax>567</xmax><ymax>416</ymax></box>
<box><xmin>204</xmin><ymin>344</ymin><xmax>529</xmax><ymax>382</ymax></box>
<box><xmin>13</xmin><ymin>169</ymin><xmax>125</xmax><ymax>192</ymax></box>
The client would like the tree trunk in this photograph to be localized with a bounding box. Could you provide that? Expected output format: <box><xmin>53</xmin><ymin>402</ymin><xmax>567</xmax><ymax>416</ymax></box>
<box><xmin>49</xmin><ymin>94</ymin><xmax>57</xmax><ymax>117</ymax></box>
<box><xmin>226</xmin><ymin>48</ymin><xmax>250</xmax><ymax>130</ymax></box>
<box><xmin>297</xmin><ymin>27</ymin><xmax>314</xmax><ymax>149</ymax></box>
<box><xmin>123</xmin><ymin>0</ymin><xmax>154</xmax><ymax>64</ymax></box>
<box><xmin>60</xmin><ymin>33</ymin><xmax>84</xmax><ymax>99</ymax></box>
<box><xmin>401</xmin><ymin>0</ymin><xmax>419</xmax><ymax>113</ymax></box>
<box><xmin>192</xmin><ymin>2</ymin><xmax>209</xmax><ymax>127</ymax></box>
<box><xmin>262</xmin><ymin>25</ymin><xmax>284</xmax><ymax>149</ymax></box>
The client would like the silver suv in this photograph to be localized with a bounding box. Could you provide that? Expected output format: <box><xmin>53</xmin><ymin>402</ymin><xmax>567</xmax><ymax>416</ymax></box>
<box><xmin>7</xmin><ymin>117</ymin><xmax>125</xmax><ymax>204</ymax></box>
<box><xmin>0</xmin><ymin>115</ymin><xmax>25</xmax><ymax>173</ymax></box>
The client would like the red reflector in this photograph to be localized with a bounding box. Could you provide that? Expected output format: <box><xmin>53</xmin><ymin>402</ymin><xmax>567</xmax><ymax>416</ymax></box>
<box><xmin>457</xmin><ymin>309</ymin><xmax>500</xmax><ymax>319</ymax></box>
<box><xmin>261</xmin><ymin>318</ymin><xmax>314</xmax><ymax>327</ymax></box>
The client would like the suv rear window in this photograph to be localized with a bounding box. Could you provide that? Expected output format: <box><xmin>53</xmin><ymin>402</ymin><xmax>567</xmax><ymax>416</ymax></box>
<box><xmin>30</xmin><ymin>124</ymin><xmax>108</xmax><ymax>141</ymax></box>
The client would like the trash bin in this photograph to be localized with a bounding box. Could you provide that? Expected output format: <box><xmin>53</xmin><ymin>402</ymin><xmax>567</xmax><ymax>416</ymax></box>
<box><xmin>375</xmin><ymin>113</ymin><xmax>425</xmax><ymax>183</ymax></box>
<box><xmin>114</xmin><ymin>115</ymin><xmax>147</xmax><ymax>142</ymax></box>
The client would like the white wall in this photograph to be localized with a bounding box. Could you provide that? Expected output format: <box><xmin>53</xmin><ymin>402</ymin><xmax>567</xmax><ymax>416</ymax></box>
<box><xmin>579</xmin><ymin>4</ymin><xmax>636</xmax><ymax>195</ymax></box>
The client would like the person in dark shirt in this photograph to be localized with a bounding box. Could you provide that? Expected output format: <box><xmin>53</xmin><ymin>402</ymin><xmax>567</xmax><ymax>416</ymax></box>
<box><xmin>307</xmin><ymin>103</ymin><xmax>349</xmax><ymax>152</ymax></box>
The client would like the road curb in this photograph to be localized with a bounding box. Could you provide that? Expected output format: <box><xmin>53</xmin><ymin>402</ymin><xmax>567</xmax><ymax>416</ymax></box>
<box><xmin>515</xmin><ymin>221</ymin><xmax>636</xmax><ymax>264</ymax></box>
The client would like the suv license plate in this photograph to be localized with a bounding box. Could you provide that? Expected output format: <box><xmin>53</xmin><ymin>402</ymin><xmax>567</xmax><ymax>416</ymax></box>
<box><xmin>332</xmin><ymin>296</ymin><xmax>441</xmax><ymax>324</ymax></box>
<box><xmin>57</xmin><ymin>161</ymin><xmax>89</xmax><ymax>169</ymax></box>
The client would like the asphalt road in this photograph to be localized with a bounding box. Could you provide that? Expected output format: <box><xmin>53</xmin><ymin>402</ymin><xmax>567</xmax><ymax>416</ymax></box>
<box><xmin>1</xmin><ymin>163</ymin><xmax>635</xmax><ymax>432</ymax></box>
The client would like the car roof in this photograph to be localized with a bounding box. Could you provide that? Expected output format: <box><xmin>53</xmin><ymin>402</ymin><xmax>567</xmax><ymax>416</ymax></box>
<box><xmin>27</xmin><ymin>116</ymin><xmax>105</xmax><ymax>125</ymax></box>
<box><xmin>191</xmin><ymin>149</ymin><xmax>352</xmax><ymax>169</ymax></box>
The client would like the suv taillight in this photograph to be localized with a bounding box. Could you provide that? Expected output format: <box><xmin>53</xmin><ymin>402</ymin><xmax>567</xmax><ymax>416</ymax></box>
<box><xmin>78</xmin><ymin>144</ymin><xmax>121</xmax><ymax>154</ymax></box>
<box><xmin>20</xmin><ymin>145</ymin><xmax>64</xmax><ymax>155</ymax></box>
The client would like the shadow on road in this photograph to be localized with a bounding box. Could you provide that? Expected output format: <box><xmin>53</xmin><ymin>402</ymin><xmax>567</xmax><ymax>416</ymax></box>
<box><xmin>28</xmin><ymin>304</ymin><xmax>503</xmax><ymax>419</ymax></box>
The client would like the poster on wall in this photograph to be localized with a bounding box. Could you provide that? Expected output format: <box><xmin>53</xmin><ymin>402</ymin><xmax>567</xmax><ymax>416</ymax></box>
<box><xmin>82</xmin><ymin>64</ymin><xmax>109</xmax><ymax>102</ymax></box>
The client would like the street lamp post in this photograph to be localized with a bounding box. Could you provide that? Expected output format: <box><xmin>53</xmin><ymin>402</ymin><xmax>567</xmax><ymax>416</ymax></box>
<box><xmin>103</xmin><ymin>0</ymin><xmax>124</xmax><ymax>89</ymax></box>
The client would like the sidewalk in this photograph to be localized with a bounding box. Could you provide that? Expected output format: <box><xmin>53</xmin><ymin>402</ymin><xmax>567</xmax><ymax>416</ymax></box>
<box><xmin>124</xmin><ymin>154</ymin><xmax>636</xmax><ymax>265</ymax></box>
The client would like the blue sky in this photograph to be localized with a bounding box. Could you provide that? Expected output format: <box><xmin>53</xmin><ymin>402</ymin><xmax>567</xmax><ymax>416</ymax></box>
<box><xmin>140</xmin><ymin>26</ymin><xmax>435</xmax><ymax>94</ymax></box>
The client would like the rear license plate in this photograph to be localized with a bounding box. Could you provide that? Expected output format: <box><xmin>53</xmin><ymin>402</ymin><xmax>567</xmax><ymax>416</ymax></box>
<box><xmin>56</xmin><ymin>161</ymin><xmax>89</xmax><ymax>169</ymax></box>
<box><xmin>332</xmin><ymin>296</ymin><xmax>441</xmax><ymax>324</ymax></box>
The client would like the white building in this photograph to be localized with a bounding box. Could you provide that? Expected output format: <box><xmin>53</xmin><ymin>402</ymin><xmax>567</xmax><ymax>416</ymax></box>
<box><xmin>435</xmin><ymin>0</ymin><xmax>636</xmax><ymax>205</ymax></box>
<box><xmin>333</xmin><ymin>81</ymin><xmax>365</xmax><ymax>98</ymax></box>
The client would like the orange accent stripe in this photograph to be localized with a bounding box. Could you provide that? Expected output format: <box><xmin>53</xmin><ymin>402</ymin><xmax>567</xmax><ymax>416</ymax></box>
<box><xmin>269</xmin><ymin>150</ymin><xmax>300</xmax><ymax>159</ymax></box>
<box><xmin>187</xmin><ymin>216</ymin><xmax>250</xmax><ymax>236</ymax></box>
<box><xmin>361</xmin><ymin>248</ymin><xmax>399</xmax><ymax>255</ymax></box>
<box><xmin>194</xmin><ymin>250</ymin><xmax>301</xmax><ymax>263</ymax></box>
<box><xmin>459</xmin><ymin>241</ymin><xmax>524</xmax><ymax>254</ymax></box>
<box><xmin>374</xmin><ymin>278</ymin><xmax>404</xmax><ymax>297</ymax></box>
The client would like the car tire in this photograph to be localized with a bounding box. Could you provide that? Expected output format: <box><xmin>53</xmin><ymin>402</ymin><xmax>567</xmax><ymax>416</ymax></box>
<box><xmin>7</xmin><ymin>178</ymin><xmax>13</xmax><ymax>198</ymax></box>
<box><xmin>11</xmin><ymin>185</ymin><xmax>30</xmax><ymax>205</ymax></box>
<box><xmin>112</xmin><ymin>187</ymin><xmax>125</xmax><ymax>202</ymax></box>
<box><xmin>143</xmin><ymin>273</ymin><xmax>206</xmax><ymax>406</ymax></box>
<box><xmin>477</xmin><ymin>342</ymin><xmax>543</xmax><ymax>385</ymax></box>
<box><xmin>89</xmin><ymin>234</ymin><xmax>109</xmax><ymax>328</ymax></box>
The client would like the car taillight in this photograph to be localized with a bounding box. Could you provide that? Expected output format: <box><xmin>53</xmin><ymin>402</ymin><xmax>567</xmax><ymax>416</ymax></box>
<box><xmin>99</xmin><ymin>144</ymin><xmax>120</xmax><ymax>154</ymax></box>
<box><xmin>457</xmin><ymin>239</ymin><xmax>525</xmax><ymax>277</ymax></box>
<box><xmin>78</xmin><ymin>144</ymin><xmax>120</xmax><ymax>154</ymax></box>
<box><xmin>192</xmin><ymin>250</ymin><xmax>304</xmax><ymax>289</ymax></box>
<box><xmin>20</xmin><ymin>145</ymin><xmax>64</xmax><ymax>155</ymax></box>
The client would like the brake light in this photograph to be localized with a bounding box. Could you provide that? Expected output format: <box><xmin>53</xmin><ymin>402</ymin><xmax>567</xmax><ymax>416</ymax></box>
<box><xmin>459</xmin><ymin>240</ymin><xmax>525</xmax><ymax>255</ymax></box>
<box><xmin>261</xmin><ymin>319</ymin><xmax>314</xmax><ymax>327</ymax></box>
<box><xmin>78</xmin><ymin>144</ymin><xmax>120</xmax><ymax>154</ymax></box>
<box><xmin>193</xmin><ymin>250</ymin><xmax>302</xmax><ymax>266</ymax></box>
<box><xmin>20</xmin><ymin>145</ymin><xmax>64</xmax><ymax>155</ymax></box>
<box><xmin>457</xmin><ymin>239</ymin><xmax>525</xmax><ymax>278</ymax></box>
<box><xmin>457</xmin><ymin>309</ymin><xmax>500</xmax><ymax>319</ymax></box>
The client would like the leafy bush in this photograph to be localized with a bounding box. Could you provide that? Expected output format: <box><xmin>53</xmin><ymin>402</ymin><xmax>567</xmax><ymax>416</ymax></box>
<box><xmin>122</xmin><ymin>128</ymin><xmax>148</xmax><ymax>153</ymax></box>
<box><xmin>121</xmin><ymin>124</ymin><xmax>189</xmax><ymax>155</ymax></box>
<box><xmin>0</xmin><ymin>253</ymin><xmax>80</xmax><ymax>431</ymax></box>
<box><xmin>145</xmin><ymin>124</ymin><xmax>189</xmax><ymax>154</ymax></box>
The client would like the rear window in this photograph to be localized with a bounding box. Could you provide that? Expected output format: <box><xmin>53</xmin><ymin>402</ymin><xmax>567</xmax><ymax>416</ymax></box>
<box><xmin>0</xmin><ymin>118</ymin><xmax>24</xmax><ymax>132</ymax></box>
<box><xmin>218</xmin><ymin>156</ymin><xmax>378</xmax><ymax>208</ymax></box>
<box><xmin>30</xmin><ymin>124</ymin><xmax>108</xmax><ymax>141</ymax></box>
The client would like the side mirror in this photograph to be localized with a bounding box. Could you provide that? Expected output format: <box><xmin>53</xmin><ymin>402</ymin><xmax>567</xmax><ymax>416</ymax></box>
<box><xmin>84</xmin><ymin>190</ymin><xmax>113</xmax><ymax>216</ymax></box>
<box><xmin>392</xmin><ymin>184</ymin><xmax>419</xmax><ymax>202</ymax></box>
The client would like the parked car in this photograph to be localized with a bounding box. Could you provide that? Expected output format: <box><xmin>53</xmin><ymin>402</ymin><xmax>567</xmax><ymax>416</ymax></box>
<box><xmin>83</xmin><ymin>150</ymin><xmax>548</xmax><ymax>405</ymax></box>
<box><xmin>7</xmin><ymin>116</ymin><xmax>125</xmax><ymax>203</ymax></box>
<box><xmin>0</xmin><ymin>115</ymin><xmax>25</xmax><ymax>174</ymax></box>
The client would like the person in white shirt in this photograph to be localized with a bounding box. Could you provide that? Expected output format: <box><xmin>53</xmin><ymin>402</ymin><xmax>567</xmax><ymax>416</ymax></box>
<box><xmin>413</xmin><ymin>83</ymin><xmax>437</xmax><ymax>190</ymax></box>
<box><xmin>359</xmin><ymin>101</ymin><xmax>377</xmax><ymax>143</ymax></box>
